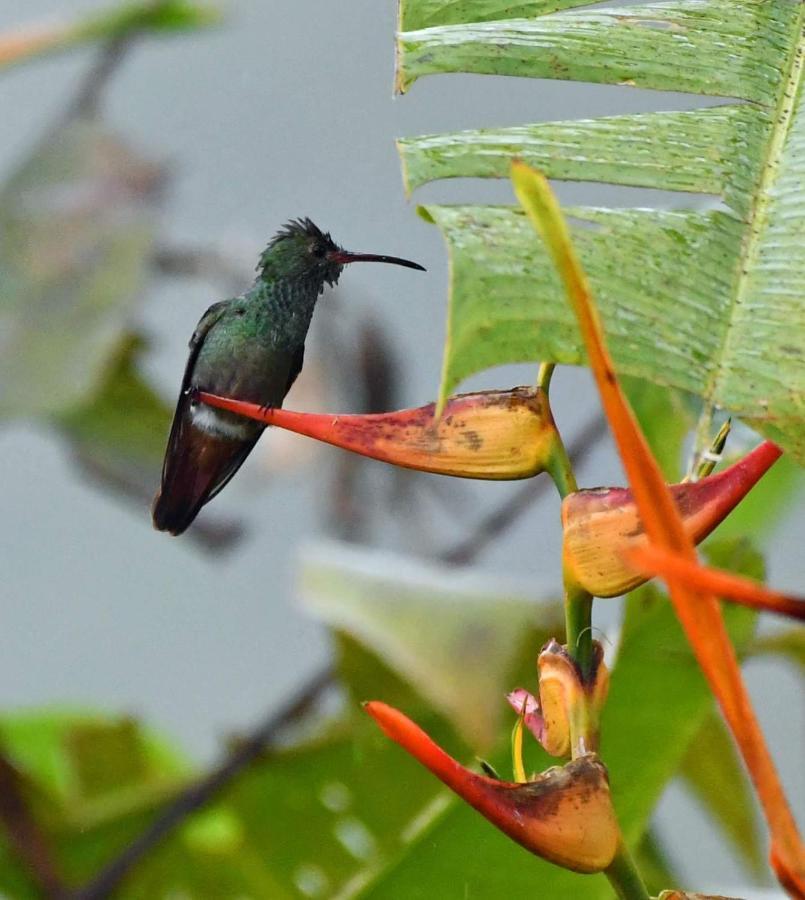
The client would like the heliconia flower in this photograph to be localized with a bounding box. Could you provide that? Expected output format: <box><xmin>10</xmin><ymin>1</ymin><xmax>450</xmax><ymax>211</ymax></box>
<box><xmin>562</xmin><ymin>441</ymin><xmax>782</xmax><ymax>598</ymax></box>
<box><xmin>513</xmin><ymin>162</ymin><xmax>804</xmax><ymax>891</ymax></box>
<box><xmin>199</xmin><ymin>387</ymin><xmax>560</xmax><ymax>480</ymax></box>
<box><xmin>364</xmin><ymin>701</ymin><xmax>619</xmax><ymax>873</ymax></box>
<box><xmin>508</xmin><ymin>640</ymin><xmax>609</xmax><ymax>759</ymax></box>
<box><xmin>506</xmin><ymin>688</ymin><xmax>545</xmax><ymax>746</ymax></box>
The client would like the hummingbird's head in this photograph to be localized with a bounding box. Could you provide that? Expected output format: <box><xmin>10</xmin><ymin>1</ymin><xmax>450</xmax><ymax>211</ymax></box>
<box><xmin>258</xmin><ymin>217</ymin><xmax>425</xmax><ymax>291</ymax></box>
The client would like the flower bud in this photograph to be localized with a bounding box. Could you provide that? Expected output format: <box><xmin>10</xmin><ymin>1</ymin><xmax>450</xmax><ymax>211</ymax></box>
<box><xmin>520</xmin><ymin>640</ymin><xmax>608</xmax><ymax>758</ymax></box>
<box><xmin>199</xmin><ymin>387</ymin><xmax>559</xmax><ymax>479</ymax></box>
<box><xmin>562</xmin><ymin>441</ymin><xmax>781</xmax><ymax>598</ymax></box>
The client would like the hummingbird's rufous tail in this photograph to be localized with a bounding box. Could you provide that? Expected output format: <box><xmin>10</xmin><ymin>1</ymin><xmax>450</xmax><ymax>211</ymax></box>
<box><xmin>152</xmin><ymin>427</ymin><xmax>258</xmax><ymax>535</ymax></box>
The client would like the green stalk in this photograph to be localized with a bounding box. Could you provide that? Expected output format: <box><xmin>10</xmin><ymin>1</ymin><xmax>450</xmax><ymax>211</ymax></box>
<box><xmin>541</xmin><ymin>384</ymin><xmax>594</xmax><ymax>681</ymax></box>
<box><xmin>563</xmin><ymin>582</ymin><xmax>594</xmax><ymax>682</ymax></box>
<box><xmin>605</xmin><ymin>840</ymin><xmax>651</xmax><ymax>900</ymax></box>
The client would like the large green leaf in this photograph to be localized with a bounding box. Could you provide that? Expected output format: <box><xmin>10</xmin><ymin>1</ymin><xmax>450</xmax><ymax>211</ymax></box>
<box><xmin>396</xmin><ymin>1</ymin><xmax>805</xmax><ymax>462</ymax></box>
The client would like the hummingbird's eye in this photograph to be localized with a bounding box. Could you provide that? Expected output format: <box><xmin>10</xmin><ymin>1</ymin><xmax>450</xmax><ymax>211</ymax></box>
<box><xmin>311</xmin><ymin>242</ymin><xmax>327</xmax><ymax>259</ymax></box>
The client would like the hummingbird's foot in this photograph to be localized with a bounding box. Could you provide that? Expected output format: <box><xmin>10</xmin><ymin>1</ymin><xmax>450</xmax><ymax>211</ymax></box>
<box><xmin>258</xmin><ymin>402</ymin><xmax>274</xmax><ymax>417</ymax></box>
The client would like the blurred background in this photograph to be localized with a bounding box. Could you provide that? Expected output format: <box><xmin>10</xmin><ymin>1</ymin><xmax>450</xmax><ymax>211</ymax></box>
<box><xmin>0</xmin><ymin>1</ymin><xmax>802</xmax><ymax>896</ymax></box>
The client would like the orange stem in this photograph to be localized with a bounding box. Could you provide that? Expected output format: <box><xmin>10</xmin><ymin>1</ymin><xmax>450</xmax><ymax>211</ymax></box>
<box><xmin>625</xmin><ymin>545</ymin><xmax>805</xmax><ymax>621</ymax></box>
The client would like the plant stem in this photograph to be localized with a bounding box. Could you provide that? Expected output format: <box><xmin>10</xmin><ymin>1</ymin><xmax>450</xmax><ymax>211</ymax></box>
<box><xmin>537</xmin><ymin>361</ymin><xmax>555</xmax><ymax>392</ymax></box>
<box><xmin>546</xmin><ymin>427</ymin><xmax>578</xmax><ymax>500</ymax></box>
<box><xmin>543</xmin><ymin>410</ymin><xmax>595</xmax><ymax>681</ymax></box>
<box><xmin>564</xmin><ymin>582</ymin><xmax>594</xmax><ymax>682</ymax></box>
<box><xmin>0</xmin><ymin>753</ymin><xmax>66</xmax><ymax>899</ymax></box>
<box><xmin>605</xmin><ymin>839</ymin><xmax>651</xmax><ymax>900</ymax></box>
<box><xmin>436</xmin><ymin>415</ymin><xmax>606</xmax><ymax>565</ymax></box>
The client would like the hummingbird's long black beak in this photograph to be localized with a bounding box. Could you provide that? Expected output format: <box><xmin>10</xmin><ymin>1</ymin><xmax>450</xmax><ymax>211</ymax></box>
<box><xmin>327</xmin><ymin>249</ymin><xmax>425</xmax><ymax>271</ymax></box>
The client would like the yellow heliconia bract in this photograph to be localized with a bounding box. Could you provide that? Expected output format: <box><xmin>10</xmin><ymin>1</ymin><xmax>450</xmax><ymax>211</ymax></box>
<box><xmin>562</xmin><ymin>441</ymin><xmax>782</xmax><ymax>598</ymax></box>
<box><xmin>199</xmin><ymin>386</ymin><xmax>560</xmax><ymax>480</ymax></box>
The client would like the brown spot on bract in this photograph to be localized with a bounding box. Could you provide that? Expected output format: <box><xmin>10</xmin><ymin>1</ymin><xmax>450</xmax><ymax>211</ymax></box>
<box><xmin>460</xmin><ymin>430</ymin><xmax>483</xmax><ymax>451</ymax></box>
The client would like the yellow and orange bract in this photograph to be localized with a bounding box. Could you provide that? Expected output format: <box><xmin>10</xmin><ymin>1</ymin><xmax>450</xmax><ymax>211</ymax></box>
<box><xmin>511</xmin><ymin>161</ymin><xmax>804</xmax><ymax>895</ymax></box>
<box><xmin>562</xmin><ymin>440</ymin><xmax>782</xmax><ymax>598</ymax></box>
<box><xmin>199</xmin><ymin>387</ymin><xmax>559</xmax><ymax>480</ymax></box>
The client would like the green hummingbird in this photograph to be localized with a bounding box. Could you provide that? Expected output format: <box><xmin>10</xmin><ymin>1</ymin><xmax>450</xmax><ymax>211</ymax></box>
<box><xmin>152</xmin><ymin>218</ymin><xmax>424</xmax><ymax>536</ymax></box>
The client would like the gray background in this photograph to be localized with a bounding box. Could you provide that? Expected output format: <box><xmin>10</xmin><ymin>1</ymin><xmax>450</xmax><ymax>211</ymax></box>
<box><xmin>0</xmin><ymin>1</ymin><xmax>802</xmax><ymax>895</ymax></box>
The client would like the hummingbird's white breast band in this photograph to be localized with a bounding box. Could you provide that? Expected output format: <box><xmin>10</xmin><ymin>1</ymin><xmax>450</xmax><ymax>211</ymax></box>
<box><xmin>191</xmin><ymin>405</ymin><xmax>252</xmax><ymax>439</ymax></box>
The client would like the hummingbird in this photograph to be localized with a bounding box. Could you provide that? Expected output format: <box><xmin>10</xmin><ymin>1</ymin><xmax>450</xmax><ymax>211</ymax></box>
<box><xmin>152</xmin><ymin>217</ymin><xmax>425</xmax><ymax>536</ymax></box>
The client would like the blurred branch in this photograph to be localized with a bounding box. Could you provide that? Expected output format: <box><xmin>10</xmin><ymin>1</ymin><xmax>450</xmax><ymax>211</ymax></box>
<box><xmin>152</xmin><ymin>245</ymin><xmax>253</xmax><ymax>295</ymax></box>
<box><xmin>73</xmin><ymin>665</ymin><xmax>335</xmax><ymax>900</ymax></box>
<box><xmin>437</xmin><ymin>415</ymin><xmax>606</xmax><ymax>565</ymax></box>
<box><xmin>0</xmin><ymin>1</ymin><xmax>219</xmax><ymax>73</ymax></box>
<box><xmin>0</xmin><ymin>752</ymin><xmax>66</xmax><ymax>899</ymax></box>
<box><xmin>67</xmin><ymin>35</ymin><xmax>134</xmax><ymax>121</ymax></box>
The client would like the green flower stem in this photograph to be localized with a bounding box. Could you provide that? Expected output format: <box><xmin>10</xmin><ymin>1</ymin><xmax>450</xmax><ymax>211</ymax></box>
<box><xmin>537</xmin><ymin>361</ymin><xmax>556</xmax><ymax>392</ymax></box>
<box><xmin>546</xmin><ymin>431</ymin><xmax>578</xmax><ymax>500</ymax></box>
<box><xmin>605</xmin><ymin>839</ymin><xmax>651</xmax><ymax>900</ymax></box>
<box><xmin>542</xmin><ymin>397</ymin><xmax>594</xmax><ymax>681</ymax></box>
<box><xmin>564</xmin><ymin>582</ymin><xmax>594</xmax><ymax>683</ymax></box>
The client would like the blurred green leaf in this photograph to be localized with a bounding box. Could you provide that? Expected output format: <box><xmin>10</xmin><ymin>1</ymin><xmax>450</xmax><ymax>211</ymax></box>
<box><xmin>56</xmin><ymin>334</ymin><xmax>242</xmax><ymax>551</ymax></box>
<box><xmin>622</xmin><ymin>377</ymin><xmax>696</xmax><ymax>482</ymax></box>
<box><xmin>75</xmin><ymin>0</ymin><xmax>221</xmax><ymax>39</ymax></box>
<box><xmin>632</xmin><ymin>829</ymin><xmax>679</xmax><ymax>897</ymax></box>
<box><xmin>58</xmin><ymin>335</ymin><xmax>168</xmax><ymax>489</ymax></box>
<box><xmin>0</xmin><ymin>635</ymin><xmax>469</xmax><ymax>898</ymax></box>
<box><xmin>298</xmin><ymin>540</ymin><xmax>563</xmax><ymax>749</ymax></box>
<box><xmin>0</xmin><ymin>1</ymin><xmax>219</xmax><ymax>72</ymax></box>
<box><xmin>0</xmin><ymin>117</ymin><xmax>163</xmax><ymax>418</ymax></box>
<box><xmin>0</xmin><ymin>710</ymin><xmax>189</xmax><ymax>813</ymax></box>
<box><xmin>748</xmin><ymin>629</ymin><xmax>805</xmax><ymax>672</ymax></box>
<box><xmin>679</xmin><ymin>710</ymin><xmax>764</xmax><ymax>880</ymax></box>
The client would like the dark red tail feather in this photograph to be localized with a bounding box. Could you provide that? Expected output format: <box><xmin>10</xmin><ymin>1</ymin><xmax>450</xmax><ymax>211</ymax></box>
<box><xmin>152</xmin><ymin>426</ymin><xmax>259</xmax><ymax>535</ymax></box>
